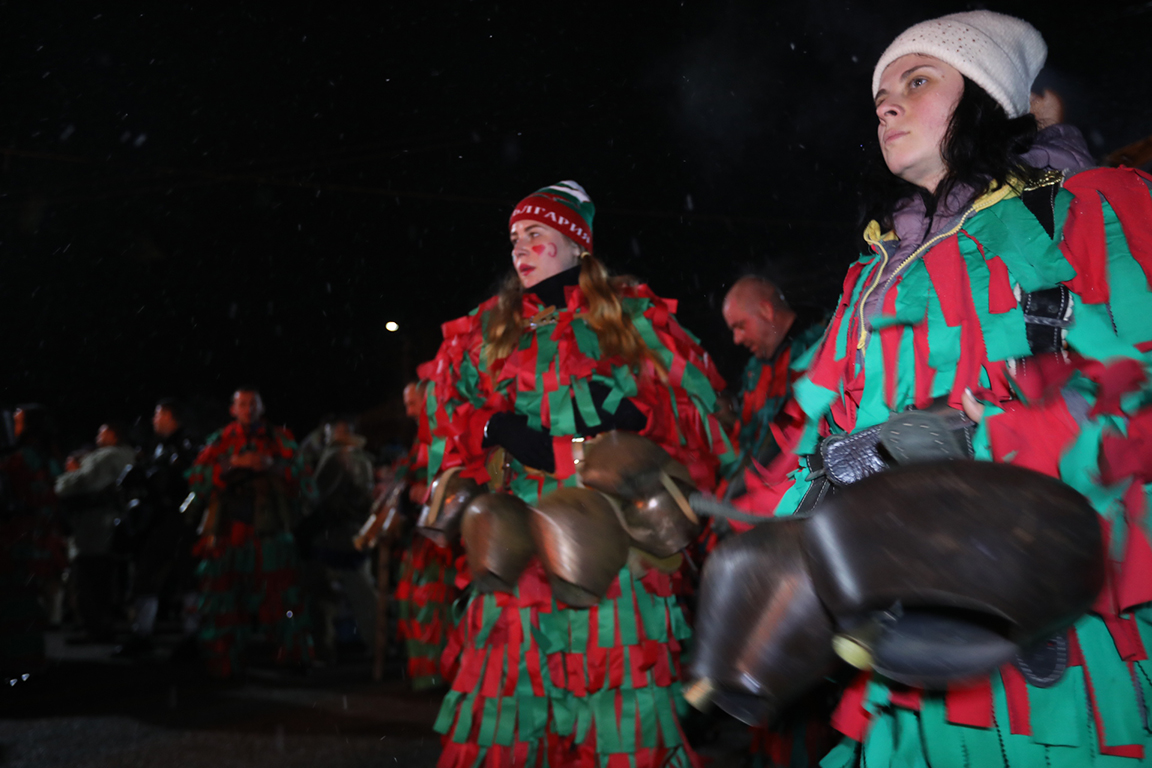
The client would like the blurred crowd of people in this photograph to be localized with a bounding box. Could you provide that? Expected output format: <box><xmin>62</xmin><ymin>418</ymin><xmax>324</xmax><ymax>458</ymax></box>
<box><xmin>0</xmin><ymin>389</ymin><xmax>427</xmax><ymax>679</ymax></box>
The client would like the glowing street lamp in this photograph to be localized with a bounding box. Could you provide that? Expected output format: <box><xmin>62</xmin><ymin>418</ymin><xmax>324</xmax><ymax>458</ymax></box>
<box><xmin>385</xmin><ymin>321</ymin><xmax>399</xmax><ymax>332</ymax></box>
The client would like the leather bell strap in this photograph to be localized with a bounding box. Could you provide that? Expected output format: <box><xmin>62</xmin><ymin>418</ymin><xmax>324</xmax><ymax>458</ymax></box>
<box><xmin>423</xmin><ymin>465</ymin><xmax>462</xmax><ymax>526</ymax></box>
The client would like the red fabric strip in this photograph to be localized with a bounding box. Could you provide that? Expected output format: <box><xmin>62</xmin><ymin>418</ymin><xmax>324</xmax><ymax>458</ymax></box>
<box><xmin>830</xmin><ymin>671</ymin><xmax>872</xmax><ymax>741</ymax></box>
<box><xmin>1102</xmin><ymin>613</ymin><xmax>1148</xmax><ymax>662</ymax></box>
<box><xmin>985</xmin><ymin>255</ymin><xmax>1018</xmax><ymax>313</ymax></box>
<box><xmin>999</xmin><ymin>664</ymin><xmax>1032</xmax><ymax>736</ymax></box>
<box><xmin>480</xmin><ymin>637</ymin><xmax>506</xmax><ymax>699</ymax></box>
<box><xmin>888</xmin><ymin>686</ymin><xmax>922</xmax><ymax>711</ymax></box>
<box><xmin>607</xmin><ymin>647</ymin><xmax>625</xmax><ymax>690</ymax></box>
<box><xmin>1059</xmin><ymin>177</ymin><xmax>1110</xmax><ymax>304</ymax></box>
<box><xmin>1117</xmin><ymin>485</ymin><xmax>1152</xmax><ymax>613</ymax></box>
<box><xmin>945</xmin><ymin>678</ymin><xmax>994</xmax><ymax>728</ymax></box>
<box><xmin>1098</xmin><ymin>168</ymin><xmax>1152</xmax><ymax>289</ymax></box>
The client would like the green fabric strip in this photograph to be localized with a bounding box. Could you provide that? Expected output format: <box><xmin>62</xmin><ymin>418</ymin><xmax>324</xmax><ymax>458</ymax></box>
<box><xmin>956</xmin><ymin>233</ymin><xmax>1029</xmax><ymax>362</ymax></box>
<box><xmin>681</xmin><ymin>363</ymin><xmax>718</xmax><ymax>412</ymax></box>
<box><xmin>636</xmin><ymin>686</ymin><xmax>658</xmax><ymax>748</ymax></box>
<box><xmin>571</xmin><ymin>318</ymin><xmax>601</xmax><ymax>359</ymax></box>
<box><xmin>528</xmin><ymin>695</ymin><xmax>549</xmax><ymax>740</ymax></box>
<box><xmin>1029</xmin><ymin>665</ymin><xmax>1085</xmax><ymax>746</ymax></box>
<box><xmin>1076</xmin><ymin>616</ymin><xmax>1144</xmax><ymax>746</ymax></box>
<box><xmin>571</xmin><ymin>378</ymin><xmax>601</xmax><ymax>429</ymax></box>
<box><xmin>516</xmin><ymin>390</ymin><xmax>544</xmax><ymax>432</ymax></box>
<box><xmin>919</xmin><ymin>693</ymin><xmax>968</xmax><ymax>768</ymax></box>
<box><xmin>890</xmin><ymin>707</ymin><xmax>930</xmax><ymax>768</ymax></box>
<box><xmin>1100</xmin><ymin>197</ymin><xmax>1152</xmax><ymax>348</ymax></box>
<box><xmin>433</xmin><ymin>690</ymin><xmax>462</xmax><ymax>734</ymax></box>
<box><xmin>632</xmin><ymin>578</ymin><xmax>661</xmax><ymax>642</ymax></box>
<box><xmin>862</xmin><ymin>707</ymin><xmax>895</xmax><ymax>767</ymax></box>
<box><xmin>475</xmin><ymin>594</ymin><xmax>500</xmax><ymax>647</ymax></box>
<box><xmin>818</xmin><ymin>739</ymin><xmax>859</xmax><ymax>768</ymax></box>
<box><xmin>923</xmin><ymin>292</ymin><xmax>961</xmax><ymax>398</ymax></box>
<box><xmin>569</xmin><ymin>609</ymin><xmax>589</xmax><ymax>654</ymax></box>
<box><xmin>451</xmin><ymin>692</ymin><xmax>476</xmax><ymax>743</ymax></box>
<box><xmin>477</xmin><ymin>696</ymin><xmax>499</xmax><ymax>746</ymax></box>
<box><xmin>572</xmin><ymin>695</ymin><xmax>590</xmax><ymax>742</ymax></box>
<box><xmin>618</xmin><ymin>690</ymin><xmax>637</xmax><ymax>753</ymax></box>
<box><xmin>549</xmin><ymin>384</ymin><xmax>576</xmax><ymax>436</ymax></box>
<box><xmin>598</xmin><ymin>599</ymin><xmax>616</xmax><ymax>650</ymax></box>
<box><xmin>593</xmin><ymin>689</ymin><xmax>622</xmax><ymax>753</ymax></box>
<box><xmin>855</xmin><ymin>332</ymin><xmax>892</xmax><ymax>430</ymax></box>
<box><xmin>667</xmin><ymin>598</ymin><xmax>691</xmax><ymax>641</ymax></box>
<box><xmin>1067</xmin><ymin>296</ymin><xmax>1143</xmax><ymax>363</ymax></box>
<box><xmin>991</xmin><ymin>669</ymin><xmax>1049</xmax><ymax>766</ymax></box>
<box><xmin>653</xmin><ymin>686</ymin><xmax>681</xmax><ymax>747</ymax></box>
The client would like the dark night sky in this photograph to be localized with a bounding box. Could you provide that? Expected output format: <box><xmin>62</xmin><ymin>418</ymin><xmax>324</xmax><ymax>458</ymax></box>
<box><xmin>2</xmin><ymin>0</ymin><xmax>1150</xmax><ymax>448</ymax></box>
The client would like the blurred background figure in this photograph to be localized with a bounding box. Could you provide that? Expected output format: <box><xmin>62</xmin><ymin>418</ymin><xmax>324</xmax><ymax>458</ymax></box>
<box><xmin>297</xmin><ymin>416</ymin><xmax>378</xmax><ymax>664</ymax></box>
<box><xmin>114</xmin><ymin>399</ymin><xmax>200</xmax><ymax>659</ymax></box>
<box><xmin>0</xmin><ymin>405</ymin><xmax>65</xmax><ymax>676</ymax></box>
<box><xmin>298</xmin><ymin>413</ymin><xmax>336</xmax><ymax>477</ymax></box>
<box><xmin>185</xmin><ymin>387</ymin><xmax>312</xmax><ymax>678</ymax></box>
<box><xmin>55</xmin><ymin>421</ymin><xmax>135</xmax><ymax>644</ymax></box>
<box><xmin>391</xmin><ymin>379</ymin><xmax>455</xmax><ymax>690</ymax></box>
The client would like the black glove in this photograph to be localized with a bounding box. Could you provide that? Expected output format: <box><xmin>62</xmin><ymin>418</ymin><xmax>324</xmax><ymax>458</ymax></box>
<box><xmin>483</xmin><ymin>386</ymin><xmax>649</xmax><ymax>474</ymax></box>
<box><xmin>483</xmin><ymin>412</ymin><xmax>555</xmax><ymax>472</ymax></box>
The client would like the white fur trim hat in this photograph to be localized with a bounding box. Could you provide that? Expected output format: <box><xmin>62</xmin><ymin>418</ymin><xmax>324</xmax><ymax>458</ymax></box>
<box><xmin>872</xmin><ymin>11</ymin><xmax>1047</xmax><ymax>119</ymax></box>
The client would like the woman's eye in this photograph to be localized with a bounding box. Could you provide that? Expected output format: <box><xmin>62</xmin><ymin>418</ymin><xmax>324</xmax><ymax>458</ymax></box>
<box><xmin>910</xmin><ymin>76</ymin><xmax>928</xmax><ymax>88</ymax></box>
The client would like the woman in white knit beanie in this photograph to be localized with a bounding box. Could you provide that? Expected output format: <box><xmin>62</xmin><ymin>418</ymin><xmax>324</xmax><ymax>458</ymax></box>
<box><xmin>690</xmin><ymin>10</ymin><xmax>1152</xmax><ymax>768</ymax></box>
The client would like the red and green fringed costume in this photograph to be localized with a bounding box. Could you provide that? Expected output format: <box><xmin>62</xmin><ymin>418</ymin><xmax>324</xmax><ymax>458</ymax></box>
<box><xmin>730</xmin><ymin>312</ymin><xmax>827</xmax><ymax>476</ymax></box>
<box><xmin>187</xmin><ymin>421</ymin><xmax>313</xmax><ymax>678</ymax></box>
<box><xmin>739</xmin><ymin>167</ymin><xmax>1152</xmax><ymax>767</ymax></box>
<box><xmin>394</xmin><ymin>425</ymin><xmax>459</xmax><ymax>690</ymax></box>
<box><xmin>422</xmin><ymin>279</ymin><xmax>736</xmax><ymax>767</ymax></box>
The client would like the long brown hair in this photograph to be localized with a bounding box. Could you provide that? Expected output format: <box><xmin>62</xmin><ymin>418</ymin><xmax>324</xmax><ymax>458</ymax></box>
<box><xmin>483</xmin><ymin>253</ymin><xmax>665</xmax><ymax>376</ymax></box>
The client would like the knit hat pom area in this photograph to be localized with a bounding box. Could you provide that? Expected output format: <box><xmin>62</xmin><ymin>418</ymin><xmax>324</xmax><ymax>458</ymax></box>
<box><xmin>872</xmin><ymin>10</ymin><xmax>1046</xmax><ymax>119</ymax></box>
<box><xmin>509</xmin><ymin>180</ymin><xmax>596</xmax><ymax>253</ymax></box>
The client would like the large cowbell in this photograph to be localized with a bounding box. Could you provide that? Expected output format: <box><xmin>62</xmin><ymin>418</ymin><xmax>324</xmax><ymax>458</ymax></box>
<box><xmin>416</xmin><ymin>467</ymin><xmax>483</xmax><ymax>548</ymax></box>
<box><xmin>684</xmin><ymin>517</ymin><xmax>839</xmax><ymax>726</ymax></box>
<box><xmin>688</xmin><ymin>461</ymin><xmax>1104</xmax><ymax>725</ymax></box>
<box><xmin>579</xmin><ymin>430</ymin><xmax>702</xmax><ymax>558</ymax></box>
<box><xmin>461</xmin><ymin>493</ymin><xmax>535</xmax><ymax>594</ymax></box>
<box><xmin>529</xmin><ymin>487</ymin><xmax>630</xmax><ymax>608</ymax></box>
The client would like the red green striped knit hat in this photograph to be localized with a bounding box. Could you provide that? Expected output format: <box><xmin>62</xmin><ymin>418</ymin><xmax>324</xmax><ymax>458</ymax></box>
<box><xmin>509</xmin><ymin>180</ymin><xmax>595</xmax><ymax>253</ymax></box>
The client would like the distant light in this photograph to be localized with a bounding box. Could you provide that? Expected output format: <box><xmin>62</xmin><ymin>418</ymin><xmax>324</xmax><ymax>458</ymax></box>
<box><xmin>385</xmin><ymin>321</ymin><xmax>399</xmax><ymax>332</ymax></box>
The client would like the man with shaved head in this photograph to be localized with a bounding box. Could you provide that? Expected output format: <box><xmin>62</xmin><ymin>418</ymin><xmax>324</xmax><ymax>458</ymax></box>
<box><xmin>722</xmin><ymin>275</ymin><xmax>827</xmax><ymax>486</ymax></box>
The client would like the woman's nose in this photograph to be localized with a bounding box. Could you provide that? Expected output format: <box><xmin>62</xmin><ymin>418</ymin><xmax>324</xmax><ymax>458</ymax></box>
<box><xmin>877</xmin><ymin>100</ymin><xmax>901</xmax><ymax>121</ymax></box>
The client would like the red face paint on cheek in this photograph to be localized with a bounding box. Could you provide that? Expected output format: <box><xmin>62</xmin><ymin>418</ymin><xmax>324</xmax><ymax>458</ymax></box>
<box><xmin>530</xmin><ymin>245</ymin><xmax>547</xmax><ymax>255</ymax></box>
<box><xmin>545</xmin><ymin>243</ymin><xmax>558</xmax><ymax>258</ymax></box>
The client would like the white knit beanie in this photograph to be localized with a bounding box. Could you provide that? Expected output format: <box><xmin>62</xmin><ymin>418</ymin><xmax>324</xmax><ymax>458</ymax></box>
<box><xmin>872</xmin><ymin>11</ymin><xmax>1047</xmax><ymax>119</ymax></box>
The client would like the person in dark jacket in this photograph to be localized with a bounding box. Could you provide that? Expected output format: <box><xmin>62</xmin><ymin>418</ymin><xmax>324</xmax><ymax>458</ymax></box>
<box><xmin>115</xmin><ymin>399</ymin><xmax>199</xmax><ymax>658</ymax></box>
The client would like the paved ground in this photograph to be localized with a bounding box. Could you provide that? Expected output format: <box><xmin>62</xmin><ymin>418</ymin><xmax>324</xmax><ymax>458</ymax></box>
<box><xmin>0</xmin><ymin>632</ymin><xmax>443</xmax><ymax>768</ymax></box>
<box><xmin>0</xmin><ymin>631</ymin><xmax>757</xmax><ymax>768</ymax></box>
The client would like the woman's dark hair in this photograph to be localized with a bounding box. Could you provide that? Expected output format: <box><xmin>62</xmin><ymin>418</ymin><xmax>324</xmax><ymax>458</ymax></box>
<box><xmin>857</xmin><ymin>76</ymin><xmax>1041</xmax><ymax>253</ymax></box>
